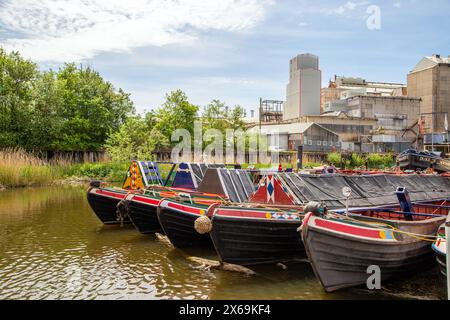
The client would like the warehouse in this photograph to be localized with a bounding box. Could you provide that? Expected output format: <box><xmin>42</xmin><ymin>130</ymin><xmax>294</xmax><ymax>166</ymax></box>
<box><xmin>248</xmin><ymin>122</ymin><xmax>340</xmax><ymax>152</ymax></box>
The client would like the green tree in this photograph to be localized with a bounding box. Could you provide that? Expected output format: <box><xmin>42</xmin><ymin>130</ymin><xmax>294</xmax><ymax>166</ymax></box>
<box><xmin>23</xmin><ymin>70</ymin><xmax>63</xmax><ymax>150</ymax></box>
<box><xmin>105</xmin><ymin>116</ymin><xmax>169</xmax><ymax>162</ymax></box>
<box><xmin>154</xmin><ymin>90</ymin><xmax>199</xmax><ymax>143</ymax></box>
<box><xmin>53</xmin><ymin>63</ymin><xmax>135</xmax><ymax>151</ymax></box>
<box><xmin>202</xmin><ymin>100</ymin><xmax>246</xmax><ymax>132</ymax></box>
<box><xmin>0</xmin><ymin>49</ymin><xmax>38</xmax><ymax>147</ymax></box>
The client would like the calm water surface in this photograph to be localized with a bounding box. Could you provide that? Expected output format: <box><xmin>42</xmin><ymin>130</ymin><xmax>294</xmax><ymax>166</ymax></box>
<box><xmin>0</xmin><ymin>186</ymin><xmax>446</xmax><ymax>300</ymax></box>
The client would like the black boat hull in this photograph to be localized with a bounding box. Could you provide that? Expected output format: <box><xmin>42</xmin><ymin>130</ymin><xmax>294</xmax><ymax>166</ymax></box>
<box><xmin>210</xmin><ymin>215</ymin><xmax>304</xmax><ymax>265</ymax></box>
<box><xmin>86</xmin><ymin>188</ymin><xmax>130</xmax><ymax>225</ymax></box>
<box><xmin>302</xmin><ymin>215</ymin><xmax>444</xmax><ymax>292</ymax></box>
<box><xmin>157</xmin><ymin>200</ymin><xmax>212</xmax><ymax>248</ymax></box>
<box><xmin>127</xmin><ymin>195</ymin><xmax>163</xmax><ymax>234</ymax></box>
<box><xmin>397</xmin><ymin>153</ymin><xmax>450</xmax><ymax>173</ymax></box>
<box><xmin>436</xmin><ymin>251</ymin><xmax>447</xmax><ymax>276</ymax></box>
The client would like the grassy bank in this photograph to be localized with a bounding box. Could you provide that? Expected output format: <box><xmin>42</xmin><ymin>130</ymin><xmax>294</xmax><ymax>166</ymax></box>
<box><xmin>0</xmin><ymin>149</ymin><xmax>129</xmax><ymax>188</ymax></box>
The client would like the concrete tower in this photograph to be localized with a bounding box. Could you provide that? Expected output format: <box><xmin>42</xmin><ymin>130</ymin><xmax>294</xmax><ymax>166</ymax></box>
<box><xmin>284</xmin><ymin>53</ymin><xmax>321</xmax><ymax>120</ymax></box>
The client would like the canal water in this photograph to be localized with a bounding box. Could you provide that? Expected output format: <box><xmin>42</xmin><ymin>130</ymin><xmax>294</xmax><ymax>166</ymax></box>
<box><xmin>0</xmin><ymin>186</ymin><xmax>446</xmax><ymax>300</ymax></box>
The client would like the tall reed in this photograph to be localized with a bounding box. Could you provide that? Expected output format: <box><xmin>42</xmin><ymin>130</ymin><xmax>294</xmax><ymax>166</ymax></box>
<box><xmin>0</xmin><ymin>148</ymin><xmax>54</xmax><ymax>187</ymax></box>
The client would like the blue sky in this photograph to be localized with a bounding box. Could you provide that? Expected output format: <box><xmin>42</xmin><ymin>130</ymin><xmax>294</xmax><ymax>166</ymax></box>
<box><xmin>1</xmin><ymin>0</ymin><xmax>449</xmax><ymax>115</ymax></box>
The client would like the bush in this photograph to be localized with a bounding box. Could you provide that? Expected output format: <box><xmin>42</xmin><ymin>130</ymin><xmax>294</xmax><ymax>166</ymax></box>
<box><xmin>327</xmin><ymin>153</ymin><xmax>341</xmax><ymax>167</ymax></box>
<box><xmin>303</xmin><ymin>162</ymin><xmax>322</xmax><ymax>169</ymax></box>
<box><xmin>350</xmin><ymin>153</ymin><xmax>365</xmax><ymax>168</ymax></box>
<box><xmin>367</xmin><ymin>153</ymin><xmax>395</xmax><ymax>169</ymax></box>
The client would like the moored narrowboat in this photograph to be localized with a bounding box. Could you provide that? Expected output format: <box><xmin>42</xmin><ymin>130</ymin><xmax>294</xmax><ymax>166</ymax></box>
<box><xmin>127</xmin><ymin>189</ymin><xmax>227</xmax><ymax>235</ymax></box>
<box><xmin>432</xmin><ymin>223</ymin><xmax>447</xmax><ymax>276</ymax></box>
<box><xmin>87</xmin><ymin>183</ymin><xmax>131</xmax><ymax>224</ymax></box>
<box><xmin>157</xmin><ymin>199</ymin><xmax>217</xmax><ymax>248</ymax></box>
<box><xmin>156</xmin><ymin>168</ymin><xmax>255</xmax><ymax>248</ymax></box>
<box><xmin>301</xmin><ymin>202</ymin><xmax>448</xmax><ymax>292</ymax></box>
<box><xmin>210</xmin><ymin>206</ymin><xmax>304</xmax><ymax>265</ymax></box>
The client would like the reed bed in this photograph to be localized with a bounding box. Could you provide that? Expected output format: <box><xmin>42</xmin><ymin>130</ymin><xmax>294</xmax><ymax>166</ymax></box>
<box><xmin>0</xmin><ymin>149</ymin><xmax>129</xmax><ymax>188</ymax></box>
<box><xmin>0</xmin><ymin>149</ymin><xmax>54</xmax><ymax>187</ymax></box>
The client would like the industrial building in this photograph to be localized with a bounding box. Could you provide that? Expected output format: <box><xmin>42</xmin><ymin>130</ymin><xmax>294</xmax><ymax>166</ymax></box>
<box><xmin>284</xmin><ymin>53</ymin><xmax>321</xmax><ymax>120</ymax></box>
<box><xmin>407</xmin><ymin>54</ymin><xmax>450</xmax><ymax>148</ymax></box>
<box><xmin>323</xmin><ymin>95</ymin><xmax>421</xmax><ymax>153</ymax></box>
<box><xmin>247</xmin><ymin>52</ymin><xmax>450</xmax><ymax>157</ymax></box>
<box><xmin>321</xmin><ymin>75</ymin><xmax>407</xmax><ymax>113</ymax></box>
<box><xmin>248</xmin><ymin>122</ymin><xmax>340</xmax><ymax>153</ymax></box>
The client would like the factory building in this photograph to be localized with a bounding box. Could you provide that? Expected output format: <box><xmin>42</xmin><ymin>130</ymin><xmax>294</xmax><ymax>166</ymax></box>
<box><xmin>246</xmin><ymin>53</ymin><xmax>450</xmax><ymax>156</ymax></box>
<box><xmin>407</xmin><ymin>54</ymin><xmax>450</xmax><ymax>148</ymax></box>
<box><xmin>248</xmin><ymin>122</ymin><xmax>340</xmax><ymax>153</ymax></box>
<box><xmin>321</xmin><ymin>75</ymin><xmax>407</xmax><ymax>113</ymax></box>
<box><xmin>323</xmin><ymin>95</ymin><xmax>421</xmax><ymax>153</ymax></box>
<box><xmin>284</xmin><ymin>53</ymin><xmax>321</xmax><ymax>120</ymax></box>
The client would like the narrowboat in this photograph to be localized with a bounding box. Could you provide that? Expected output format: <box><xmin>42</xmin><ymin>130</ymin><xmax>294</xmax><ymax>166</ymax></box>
<box><xmin>156</xmin><ymin>168</ymin><xmax>255</xmax><ymax>248</ymax></box>
<box><xmin>432</xmin><ymin>223</ymin><xmax>447</xmax><ymax>276</ymax></box>
<box><xmin>85</xmin><ymin>161</ymin><xmax>212</xmax><ymax>226</ymax></box>
<box><xmin>87</xmin><ymin>183</ymin><xmax>132</xmax><ymax>224</ymax></box>
<box><xmin>126</xmin><ymin>189</ymin><xmax>226</xmax><ymax>235</ymax></box>
<box><xmin>157</xmin><ymin>199</ymin><xmax>218</xmax><ymax>248</ymax></box>
<box><xmin>210</xmin><ymin>206</ymin><xmax>304</xmax><ymax>265</ymax></box>
<box><xmin>397</xmin><ymin>149</ymin><xmax>450</xmax><ymax>173</ymax></box>
<box><xmin>301</xmin><ymin>199</ymin><xmax>449</xmax><ymax>292</ymax></box>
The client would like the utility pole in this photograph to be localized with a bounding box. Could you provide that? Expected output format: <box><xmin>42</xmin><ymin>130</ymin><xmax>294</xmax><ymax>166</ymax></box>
<box><xmin>259</xmin><ymin>97</ymin><xmax>262</xmax><ymax>131</ymax></box>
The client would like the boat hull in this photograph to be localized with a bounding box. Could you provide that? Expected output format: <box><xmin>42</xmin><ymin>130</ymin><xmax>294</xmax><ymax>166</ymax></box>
<box><xmin>210</xmin><ymin>210</ymin><xmax>304</xmax><ymax>265</ymax></box>
<box><xmin>432</xmin><ymin>237</ymin><xmax>447</xmax><ymax>277</ymax></box>
<box><xmin>157</xmin><ymin>200</ymin><xmax>212</xmax><ymax>248</ymax></box>
<box><xmin>86</xmin><ymin>188</ymin><xmax>130</xmax><ymax>224</ymax></box>
<box><xmin>127</xmin><ymin>194</ymin><xmax>163</xmax><ymax>234</ymax></box>
<box><xmin>302</xmin><ymin>214</ymin><xmax>445</xmax><ymax>292</ymax></box>
<box><xmin>435</xmin><ymin>250</ymin><xmax>447</xmax><ymax>276</ymax></box>
<box><xmin>397</xmin><ymin>153</ymin><xmax>450</xmax><ymax>173</ymax></box>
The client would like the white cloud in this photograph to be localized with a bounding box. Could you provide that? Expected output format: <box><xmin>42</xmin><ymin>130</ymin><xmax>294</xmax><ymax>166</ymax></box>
<box><xmin>330</xmin><ymin>1</ymin><xmax>369</xmax><ymax>15</ymax></box>
<box><xmin>394</xmin><ymin>2</ymin><xmax>402</xmax><ymax>8</ymax></box>
<box><xmin>0</xmin><ymin>0</ymin><xmax>273</xmax><ymax>62</ymax></box>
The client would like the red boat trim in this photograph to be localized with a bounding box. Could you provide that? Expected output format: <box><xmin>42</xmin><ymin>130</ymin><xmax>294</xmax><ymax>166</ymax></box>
<box><xmin>216</xmin><ymin>208</ymin><xmax>269</xmax><ymax>219</ymax></box>
<box><xmin>166</xmin><ymin>201</ymin><xmax>206</xmax><ymax>216</ymax></box>
<box><xmin>215</xmin><ymin>208</ymin><xmax>301</xmax><ymax>221</ymax></box>
<box><xmin>132</xmin><ymin>195</ymin><xmax>160</xmax><ymax>206</ymax></box>
<box><xmin>312</xmin><ymin>217</ymin><xmax>396</xmax><ymax>241</ymax></box>
<box><xmin>94</xmin><ymin>189</ymin><xmax>127</xmax><ymax>200</ymax></box>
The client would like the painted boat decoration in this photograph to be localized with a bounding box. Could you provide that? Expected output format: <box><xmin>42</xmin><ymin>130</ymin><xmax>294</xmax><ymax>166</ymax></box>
<box><xmin>301</xmin><ymin>196</ymin><xmax>449</xmax><ymax>292</ymax></box>
<box><xmin>210</xmin><ymin>206</ymin><xmax>304</xmax><ymax>266</ymax></box>
<box><xmin>431</xmin><ymin>223</ymin><xmax>447</xmax><ymax>276</ymax></box>
<box><xmin>157</xmin><ymin>199</ymin><xmax>217</xmax><ymax>248</ymax></box>
<box><xmin>156</xmin><ymin>168</ymin><xmax>255</xmax><ymax>248</ymax></box>
<box><xmin>126</xmin><ymin>189</ymin><xmax>226</xmax><ymax>235</ymax></box>
<box><xmin>250</xmin><ymin>172</ymin><xmax>450</xmax><ymax>208</ymax></box>
<box><xmin>86</xmin><ymin>161</ymin><xmax>219</xmax><ymax>225</ymax></box>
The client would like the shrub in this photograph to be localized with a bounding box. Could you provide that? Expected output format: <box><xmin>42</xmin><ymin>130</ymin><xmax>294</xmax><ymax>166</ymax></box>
<box><xmin>327</xmin><ymin>153</ymin><xmax>341</xmax><ymax>167</ymax></box>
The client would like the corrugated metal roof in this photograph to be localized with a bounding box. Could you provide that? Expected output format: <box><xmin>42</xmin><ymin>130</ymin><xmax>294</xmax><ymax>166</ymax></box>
<box><xmin>248</xmin><ymin>122</ymin><xmax>339</xmax><ymax>136</ymax></box>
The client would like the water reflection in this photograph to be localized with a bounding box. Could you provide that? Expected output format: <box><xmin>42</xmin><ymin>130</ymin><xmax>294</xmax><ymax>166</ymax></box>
<box><xmin>0</xmin><ymin>186</ymin><xmax>445</xmax><ymax>300</ymax></box>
